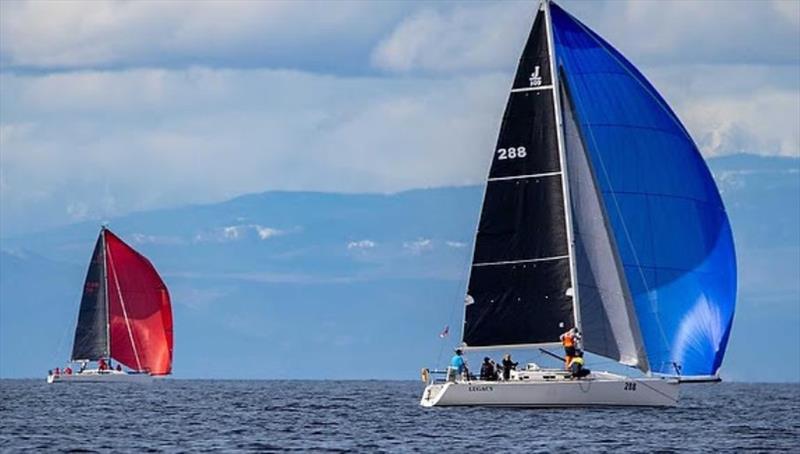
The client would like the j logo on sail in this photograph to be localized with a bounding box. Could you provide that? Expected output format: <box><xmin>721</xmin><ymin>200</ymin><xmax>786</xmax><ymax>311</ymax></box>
<box><xmin>529</xmin><ymin>66</ymin><xmax>542</xmax><ymax>87</ymax></box>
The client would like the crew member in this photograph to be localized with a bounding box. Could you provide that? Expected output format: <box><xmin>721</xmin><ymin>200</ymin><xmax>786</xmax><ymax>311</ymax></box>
<box><xmin>560</xmin><ymin>328</ymin><xmax>581</xmax><ymax>369</ymax></box>
<box><xmin>568</xmin><ymin>350</ymin><xmax>591</xmax><ymax>379</ymax></box>
<box><xmin>480</xmin><ymin>357</ymin><xmax>496</xmax><ymax>381</ymax></box>
<box><xmin>450</xmin><ymin>349</ymin><xmax>468</xmax><ymax>381</ymax></box>
<box><xmin>501</xmin><ymin>354</ymin><xmax>518</xmax><ymax>381</ymax></box>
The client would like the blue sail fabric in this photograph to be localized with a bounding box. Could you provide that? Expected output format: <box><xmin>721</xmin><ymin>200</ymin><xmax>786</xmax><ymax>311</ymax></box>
<box><xmin>550</xmin><ymin>3</ymin><xmax>736</xmax><ymax>376</ymax></box>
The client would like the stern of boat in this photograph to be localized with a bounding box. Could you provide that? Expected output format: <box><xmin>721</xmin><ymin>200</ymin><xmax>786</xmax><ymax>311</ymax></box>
<box><xmin>420</xmin><ymin>382</ymin><xmax>450</xmax><ymax>407</ymax></box>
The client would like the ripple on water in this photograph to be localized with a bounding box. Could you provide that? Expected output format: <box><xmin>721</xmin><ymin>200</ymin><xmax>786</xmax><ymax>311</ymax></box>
<box><xmin>0</xmin><ymin>381</ymin><xmax>798</xmax><ymax>452</ymax></box>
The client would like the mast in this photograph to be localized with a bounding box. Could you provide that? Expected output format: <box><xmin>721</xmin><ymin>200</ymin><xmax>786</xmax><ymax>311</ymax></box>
<box><xmin>543</xmin><ymin>0</ymin><xmax>582</xmax><ymax>334</ymax></box>
<box><xmin>102</xmin><ymin>226</ymin><xmax>111</xmax><ymax>359</ymax></box>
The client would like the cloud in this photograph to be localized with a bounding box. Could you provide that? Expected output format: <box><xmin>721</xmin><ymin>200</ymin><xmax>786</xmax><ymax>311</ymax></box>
<box><xmin>369</xmin><ymin>0</ymin><xmax>800</xmax><ymax>160</ymax></box>
<box><xmin>130</xmin><ymin>233</ymin><xmax>185</xmax><ymax>246</ymax></box>
<box><xmin>403</xmin><ymin>238</ymin><xmax>433</xmax><ymax>255</ymax></box>
<box><xmin>445</xmin><ymin>241</ymin><xmax>467</xmax><ymax>249</ymax></box>
<box><xmin>1</xmin><ymin>1</ymin><xmax>797</xmax><ymax>236</ymax></box>
<box><xmin>0</xmin><ymin>68</ymin><xmax>505</xmax><ymax>235</ymax></box>
<box><xmin>0</xmin><ymin>0</ymin><xmax>414</xmax><ymax>72</ymax></box>
<box><xmin>192</xmin><ymin>224</ymin><xmax>287</xmax><ymax>243</ymax></box>
<box><xmin>372</xmin><ymin>1</ymin><xmax>799</xmax><ymax>73</ymax></box>
<box><xmin>347</xmin><ymin>240</ymin><xmax>376</xmax><ymax>250</ymax></box>
<box><xmin>371</xmin><ymin>4</ymin><xmax>530</xmax><ymax>73</ymax></box>
<box><xmin>647</xmin><ymin>65</ymin><xmax>800</xmax><ymax>158</ymax></box>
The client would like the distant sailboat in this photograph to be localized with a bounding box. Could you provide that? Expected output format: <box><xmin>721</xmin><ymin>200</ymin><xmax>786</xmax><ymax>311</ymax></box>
<box><xmin>421</xmin><ymin>0</ymin><xmax>736</xmax><ymax>407</ymax></box>
<box><xmin>47</xmin><ymin>227</ymin><xmax>173</xmax><ymax>383</ymax></box>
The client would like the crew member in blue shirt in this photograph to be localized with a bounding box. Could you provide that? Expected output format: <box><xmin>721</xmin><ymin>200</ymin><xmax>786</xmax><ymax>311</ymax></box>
<box><xmin>450</xmin><ymin>348</ymin><xmax>468</xmax><ymax>380</ymax></box>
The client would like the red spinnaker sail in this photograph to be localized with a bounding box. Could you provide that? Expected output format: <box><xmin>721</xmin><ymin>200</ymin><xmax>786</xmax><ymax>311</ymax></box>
<box><xmin>104</xmin><ymin>230</ymin><xmax>173</xmax><ymax>375</ymax></box>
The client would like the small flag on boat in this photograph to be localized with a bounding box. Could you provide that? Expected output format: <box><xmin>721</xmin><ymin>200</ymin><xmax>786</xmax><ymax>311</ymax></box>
<box><xmin>439</xmin><ymin>325</ymin><xmax>449</xmax><ymax>338</ymax></box>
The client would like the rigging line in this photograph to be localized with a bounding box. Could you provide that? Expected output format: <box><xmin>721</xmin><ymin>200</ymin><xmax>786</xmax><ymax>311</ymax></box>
<box><xmin>61</xmin><ymin>277</ymin><xmax>85</xmax><ymax>363</ymax></box>
<box><xmin>553</xmin><ymin>31</ymin><xmax>671</xmax><ymax>356</ymax></box>
<box><xmin>634</xmin><ymin>377</ymin><xmax>679</xmax><ymax>404</ymax></box>
<box><xmin>50</xmin><ymin>320</ymin><xmax>73</xmax><ymax>366</ymax></box>
<box><xmin>107</xmin><ymin>247</ymin><xmax>143</xmax><ymax>372</ymax></box>
<box><xmin>438</xmin><ymin>236</ymin><xmax>474</xmax><ymax>366</ymax></box>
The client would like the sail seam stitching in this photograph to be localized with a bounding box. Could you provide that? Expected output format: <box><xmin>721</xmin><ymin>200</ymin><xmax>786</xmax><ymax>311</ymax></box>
<box><xmin>488</xmin><ymin>171</ymin><xmax>561</xmax><ymax>181</ymax></box>
<box><xmin>473</xmin><ymin>255</ymin><xmax>569</xmax><ymax>267</ymax></box>
<box><xmin>510</xmin><ymin>85</ymin><xmax>553</xmax><ymax>93</ymax></box>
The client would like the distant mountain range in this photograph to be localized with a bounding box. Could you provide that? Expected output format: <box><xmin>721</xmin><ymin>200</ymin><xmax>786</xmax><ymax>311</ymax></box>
<box><xmin>1</xmin><ymin>154</ymin><xmax>798</xmax><ymax>382</ymax></box>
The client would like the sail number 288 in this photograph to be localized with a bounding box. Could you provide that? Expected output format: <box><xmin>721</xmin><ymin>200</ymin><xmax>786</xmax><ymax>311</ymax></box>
<box><xmin>497</xmin><ymin>146</ymin><xmax>527</xmax><ymax>160</ymax></box>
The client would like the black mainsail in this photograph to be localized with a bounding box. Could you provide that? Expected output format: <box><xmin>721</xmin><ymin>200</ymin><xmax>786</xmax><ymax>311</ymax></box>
<box><xmin>71</xmin><ymin>234</ymin><xmax>109</xmax><ymax>361</ymax></box>
<box><xmin>463</xmin><ymin>8</ymin><xmax>576</xmax><ymax>348</ymax></box>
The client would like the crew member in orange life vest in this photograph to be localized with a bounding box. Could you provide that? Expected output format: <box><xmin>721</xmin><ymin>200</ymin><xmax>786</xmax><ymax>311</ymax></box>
<box><xmin>560</xmin><ymin>327</ymin><xmax>581</xmax><ymax>369</ymax></box>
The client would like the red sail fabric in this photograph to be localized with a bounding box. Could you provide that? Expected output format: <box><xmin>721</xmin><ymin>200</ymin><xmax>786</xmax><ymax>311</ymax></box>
<box><xmin>104</xmin><ymin>230</ymin><xmax>173</xmax><ymax>375</ymax></box>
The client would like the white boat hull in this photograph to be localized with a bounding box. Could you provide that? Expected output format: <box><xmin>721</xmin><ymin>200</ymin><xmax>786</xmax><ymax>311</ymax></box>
<box><xmin>47</xmin><ymin>369</ymin><xmax>155</xmax><ymax>384</ymax></box>
<box><xmin>421</xmin><ymin>371</ymin><xmax>679</xmax><ymax>408</ymax></box>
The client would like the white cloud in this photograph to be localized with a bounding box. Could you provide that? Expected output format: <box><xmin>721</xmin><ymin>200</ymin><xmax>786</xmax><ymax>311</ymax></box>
<box><xmin>445</xmin><ymin>241</ymin><xmax>467</xmax><ymax>249</ymax></box>
<box><xmin>0</xmin><ymin>68</ymin><xmax>505</xmax><ymax>235</ymax></box>
<box><xmin>65</xmin><ymin>202</ymin><xmax>89</xmax><ymax>221</ymax></box>
<box><xmin>683</xmin><ymin>89</ymin><xmax>799</xmax><ymax>157</ymax></box>
<box><xmin>371</xmin><ymin>1</ymin><xmax>799</xmax><ymax>73</ymax></box>
<box><xmin>371</xmin><ymin>4</ymin><xmax>529</xmax><ymax>73</ymax></box>
<box><xmin>347</xmin><ymin>240</ymin><xmax>376</xmax><ymax>250</ymax></box>
<box><xmin>648</xmin><ymin>65</ymin><xmax>800</xmax><ymax>158</ymax></box>
<box><xmin>368</xmin><ymin>1</ymin><xmax>800</xmax><ymax>161</ymax></box>
<box><xmin>193</xmin><ymin>224</ymin><xmax>286</xmax><ymax>243</ymax></box>
<box><xmin>403</xmin><ymin>238</ymin><xmax>432</xmax><ymax>255</ymax></box>
<box><xmin>0</xmin><ymin>0</ymin><xmax>797</xmax><ymax>236</ymax></box>
<box><xmin>130</xmin><ymin>233</ymin><xmax>184</xmax><ymax>245</ymax></box>
<box><xmin>255</xmin><ymin>226</ymin><xmax>282</xmax><ymax>240</ymax></box>
<box><xmin>0</xmin><ymin>0</ymin><xmax>413</xmax><ymax>70</ymax></box>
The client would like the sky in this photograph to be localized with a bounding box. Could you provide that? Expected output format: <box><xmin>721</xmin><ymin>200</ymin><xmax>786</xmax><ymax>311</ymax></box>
<box><xmin>1</xmin><ymin>0</ymin><xmax>799</xmax><ymax>236</ymax></box>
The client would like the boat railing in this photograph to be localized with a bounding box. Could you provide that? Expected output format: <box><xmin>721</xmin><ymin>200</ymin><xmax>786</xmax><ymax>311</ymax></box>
<box><xmin>421</xmin><ymin>368</ymin><xmax>460</xmax><ymax>384</ymax></box>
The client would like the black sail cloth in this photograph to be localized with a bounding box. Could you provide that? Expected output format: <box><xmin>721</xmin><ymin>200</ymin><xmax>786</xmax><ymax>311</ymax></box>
<box><xmin>464</xmin><ymin>9</ymin><xmax>575</xmax><ymax>348</ymax></box>
<box><xmin>71</xmin><ymin>234</ymin><xmax>109</xmax><ymax>361</ymax></box>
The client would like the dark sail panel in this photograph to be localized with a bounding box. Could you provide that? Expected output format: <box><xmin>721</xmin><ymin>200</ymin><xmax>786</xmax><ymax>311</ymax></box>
<box><xmin>71</xmin><ymin>233</ymin><xmax>108</xmax><ymax>361</ymax></box>
<box><xmin>512</xmin><ymin>10</ymin><xmax>552</xmax><ymax>90</ymax></box>
<box><xmin>464</xmin><ymin>259</ymin><xmax>573</xmax><ymax>346</ymax></box>
<box><xmin>473</xmin><ymin>175</ymin><xmax>568</xmax><ymax>264</ymax></box>
<box><xmin>489</xmin><ymin>90</ymin><xmax>560</xmax><ymax>179</ymax></box>
<box><xmin>463</xmin><ymin>4</ymin><xmax>574</xmax><ymax>348</ymax></box>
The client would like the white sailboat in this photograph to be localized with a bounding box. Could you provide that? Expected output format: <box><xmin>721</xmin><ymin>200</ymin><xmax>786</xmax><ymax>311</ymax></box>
<box><xmin>47</xmin><ymin>227</ymin><xmax>174</xmax><ymax>383</ymax></box>
<box><xmin>421</xmin><ymin>0</ymin><xmax>736</xmax><ymax>408</ymax></box>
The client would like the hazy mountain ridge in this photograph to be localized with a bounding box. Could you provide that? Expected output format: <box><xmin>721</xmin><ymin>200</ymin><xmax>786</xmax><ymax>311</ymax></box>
<box><xmin>1</xmin><ymin>154</ymin><xmax>797</xmax><ymax>381</ymax></box>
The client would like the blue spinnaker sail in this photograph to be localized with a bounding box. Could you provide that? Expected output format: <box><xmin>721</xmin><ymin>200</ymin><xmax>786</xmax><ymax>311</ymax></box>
<box><xmin>550</xmin><ymin>3</ymin><xmax>736</xmax><ymax>376</ymax></box>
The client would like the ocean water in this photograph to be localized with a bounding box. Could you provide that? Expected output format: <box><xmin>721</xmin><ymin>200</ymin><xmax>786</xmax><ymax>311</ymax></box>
<box><xmin>1</xmin><ymin>380</ymin><xmax>797</xmax><ymax>452</ymax></box>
